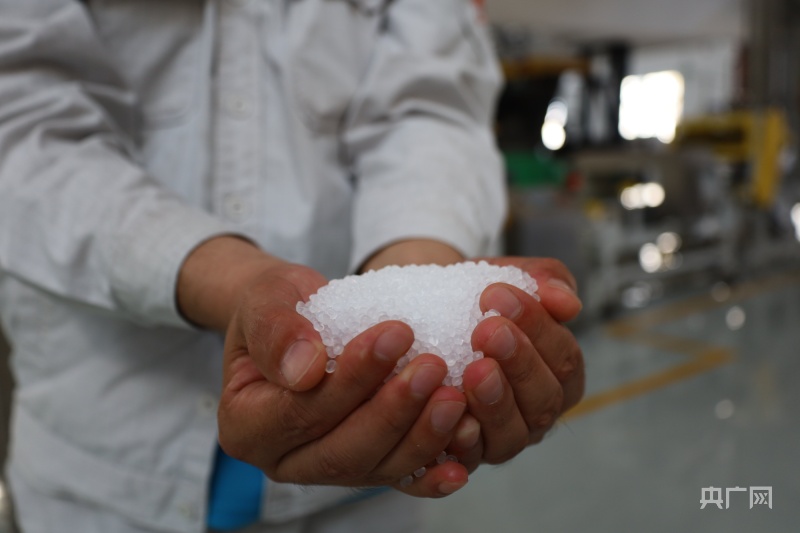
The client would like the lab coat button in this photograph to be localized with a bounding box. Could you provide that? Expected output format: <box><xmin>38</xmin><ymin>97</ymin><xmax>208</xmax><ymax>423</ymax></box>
<box><xmin>224</xmin><ymin>95</ymin><xmax>253</xmax><ymax>119</ymax></box>
<box><xmin>198</xmin><ymin>395</ymin><xmax>217</xmax><ymax>415</ymax></box>
<box><xmin>178</xmin><ymin>503</ymin><xmax>199</xmax><ymax>522</ymax></box>
<box><xmin>223</xmin><ymin>194</ymin><xmax>250</xmax><ymax>221</ymax></box>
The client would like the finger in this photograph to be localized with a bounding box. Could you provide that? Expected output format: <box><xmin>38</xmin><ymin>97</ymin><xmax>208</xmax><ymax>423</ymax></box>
<box><xmin>231</xmin><ymin>273</ymin><xmax>329</xmax><ymax>391</ymax></box>
<box><xmin>392</xmin><ymin>461</ymin><xmax>470</xmax><ymax>498</ymax></box>
<box><xmin>472</xmin><ymin>316</ymin><xmax>565</xmax><ymax>442</ymax></box>
<box><xmin>461</xmin><ymin>358</ymin><xmax>530</xmax><ymax>464</ymax></box>
<box><xmin>273</xmin><ymin>355</ymin><xmax>459</xmax><ymax>486</ymax></box>
<box><xmin>392</xmin><ymin>412</ymin><xmax>479</xmax><ymax>497</ymax></box>
<box><xmin>482</xmin><ymin>257</ymin><xmax>582</xmax><ymax>322</ymax></box>
<box><xmin>480</xmin><ymin>284</ymin><xmax>585</xmax><ymax>411</ymax></box>
<box><xmin>375</xmin><ymin>381</ymin><xmax>466</xmax><ymax>479</ymax></box>
<box><xmin>446</xmin><ymin>414</ymin><xmax>483</xmax><ymax>473</ymax></box>
<box><xmin>273</xmin><ymin>321</ymin><xmax>415</xmax><ymax>450</ymax></box>
<box><xmin>219</xmin><ymin>321</ymin><xmax>413</xmax><ymax>470</ymax></box>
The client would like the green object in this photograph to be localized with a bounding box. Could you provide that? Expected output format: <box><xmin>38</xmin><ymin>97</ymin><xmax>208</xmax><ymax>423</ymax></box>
<box><xmin>504</xmin><ymin>151</ymin><xmax>567</xmax><ymax>188</ymax></box>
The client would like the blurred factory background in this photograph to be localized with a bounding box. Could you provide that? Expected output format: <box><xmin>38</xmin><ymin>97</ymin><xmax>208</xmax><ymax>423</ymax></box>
<box><xmin>422</xmin><ymin>0</ymin><xmax>800</xmax><ymax>531</ymax></box>
<box><xmin>2</xmin><ymin>0</ymin><xmax>799</xmax><ymax>531</ymax></box>
<box><xmin>491</xmin><ymin>0</ymin><xmax>800</xmax><ymax>320</ymax></box>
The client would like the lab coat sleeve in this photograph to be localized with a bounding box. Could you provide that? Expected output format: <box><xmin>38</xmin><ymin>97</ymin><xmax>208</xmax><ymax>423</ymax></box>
<box><xmin>343</xmin><ymin>0</ymin><xmax>507</xmax><ymax>270</ymax></box>
<box><xmin>0</xmin><ymin>2</ymin><xmax>235</xmax><ymax>328</ymax></box>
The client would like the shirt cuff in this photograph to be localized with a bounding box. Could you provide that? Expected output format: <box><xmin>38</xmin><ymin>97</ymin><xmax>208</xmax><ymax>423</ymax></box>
<box><xmin>349</xmin><ymin>211</ymin><xmax>485</xmax><ymax>274</ymax></box>
<box><xmin>107</xmin><ymin>202</ymin><xmax>241</xmax><ymax>329</ymax></box>
<box><xmin>348</xmin><ymin>121</ymin><xmax>506</xmax><ymax>274</ymax></box>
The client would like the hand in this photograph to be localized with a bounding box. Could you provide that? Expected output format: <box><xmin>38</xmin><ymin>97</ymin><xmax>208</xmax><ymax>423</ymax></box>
<box><xmin>361</xmin><ymin>242</ymin><xmax>585</xmax><ymax>471</ymax></box>
<box><xmin>218</xmin><ymin>267</ymin><xmax>471</xmax><ymax>497</ymax></box>
<box><xmin>178</xmin><ymin>237</ymin><xmax>471</xmax><ymax>497</ymax></box>
<box><xmin>449</xmin><ymin>257</ymin><xmax>585</xmax><ymax>469</ymax></box>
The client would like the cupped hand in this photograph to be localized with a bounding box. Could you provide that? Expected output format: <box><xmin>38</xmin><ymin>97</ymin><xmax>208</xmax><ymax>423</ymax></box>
<box><xmin>449</xmin><ymin>257</ymin><xmax>586</xmax><ymax>468</ymax></box>
<box><xmin>217</xmin><ymin>263</ymin><xmax>470</xmax><ymax>497</ymax></box>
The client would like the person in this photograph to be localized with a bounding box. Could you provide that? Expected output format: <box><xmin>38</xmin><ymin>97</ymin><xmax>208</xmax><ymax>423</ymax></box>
<box><xmin>0</xmin><ymin>1</ymin><xmax>585</xmax><ymax>532</ymax></box>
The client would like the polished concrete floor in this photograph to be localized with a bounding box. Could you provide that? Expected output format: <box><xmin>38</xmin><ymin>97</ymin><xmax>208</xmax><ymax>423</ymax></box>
<box><xmin>422</xmin><ymin>268</ymin><xmax>800</xmax><ymax>532</ymax></box>
<box><xmin>1</xmin><ymin>269</ymin><xmax>799</xmax><ymax>532</ymax></box>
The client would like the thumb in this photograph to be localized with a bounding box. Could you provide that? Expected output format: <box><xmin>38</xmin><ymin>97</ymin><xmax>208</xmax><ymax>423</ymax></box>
<box><xmin>481</xmin><ymin>257</ymin><xmax>582</xmax><ymax>323</ymax></box>
<box><xmin>535</xmin><ymin>272</ymin><xmax>582</xmax><ymax>323</ymax></box>
<box><xmin>225</xmin><ymin>273</ymin><xmax>329</xmax><ymax>392</ymax></box>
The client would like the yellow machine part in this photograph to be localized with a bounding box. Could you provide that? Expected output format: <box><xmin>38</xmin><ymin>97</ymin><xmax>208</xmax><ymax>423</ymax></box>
<box><xmin>674</xmin><ymin>109</ymin><xmax>789</xmax><ymax>209</ymax></box>
<box><xmin>751</xmin><ymin>109</ymin><xmax>788</xmax><ymax>208</ymax></box>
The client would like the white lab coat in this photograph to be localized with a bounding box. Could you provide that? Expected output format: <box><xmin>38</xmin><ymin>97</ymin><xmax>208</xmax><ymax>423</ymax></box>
<box><xmin>0</xmin><ymin>0</ymin><xmax>506</xmax><ymax>531</ymax></box>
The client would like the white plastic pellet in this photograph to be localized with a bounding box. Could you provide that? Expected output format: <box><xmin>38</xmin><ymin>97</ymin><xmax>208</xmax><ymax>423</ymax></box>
<box><xmin>296</xmin><ymin>261</ymin><xmax>539</xmax><ymax>388</ymax></box>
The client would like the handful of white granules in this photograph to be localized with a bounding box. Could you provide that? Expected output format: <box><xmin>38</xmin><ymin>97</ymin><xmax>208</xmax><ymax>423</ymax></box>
<box><xmin>296</xmin><ymin>261</ymin><xmax>539</xmax><ymax>388</ymax></box>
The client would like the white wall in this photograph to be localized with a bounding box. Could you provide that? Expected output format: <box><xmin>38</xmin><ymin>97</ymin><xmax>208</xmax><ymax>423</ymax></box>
<box><xmin>487</xmin><ymin>0</ymin><xmax>744</xmax><ymax>46</ymax></box>
<box><xmin>628</xmin><ymin>40</ymin><xmax>739</xmax><ymax>118</ymax></box>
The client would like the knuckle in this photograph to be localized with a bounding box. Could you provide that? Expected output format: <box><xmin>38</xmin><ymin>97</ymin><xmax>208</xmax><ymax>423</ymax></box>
<box><xmin>533</xmin><ymin>407</ymin><xmax>559</xmax><ymax>433</ymax></box>
<box><xmin>528</xmin><ymin>387</ymin><xmax>564</xmax><ymax>434</ymax></box>
<box><xmin>277</xmin><ymin>395</ymin><xmax>326</xmax><ymax>441</ymax></box>
<box><xmin>316</xmin><ymin>446</ymin><xmax>368</xmax><ymax>483</ymax></box>
<box><xmin>554</xmin><ymin>345</ymin><xmax>584</xmax><ymax>383</ymax></box>
<box><xmin>374</xmin><ymin>408</ymin><xmax>411</xmax><ymax>438</ymax></box>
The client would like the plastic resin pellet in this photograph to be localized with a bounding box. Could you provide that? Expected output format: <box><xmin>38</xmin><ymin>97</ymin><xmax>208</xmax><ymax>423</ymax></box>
<box><xmin>297</xmin><ymin>261</ymin><xmax>539</xmax><ymax>387</ymax></box>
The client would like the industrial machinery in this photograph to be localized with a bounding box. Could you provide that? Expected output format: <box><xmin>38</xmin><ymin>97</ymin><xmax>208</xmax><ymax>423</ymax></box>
<box><xmin>674</xmin><ymin>108</ymin><xmax>789</xmax><ymax>209</ymax></box>
<box><xmin>569</xmin><ymin>147</ymin><xmax>742</xmax><ymax>316</ymax></box>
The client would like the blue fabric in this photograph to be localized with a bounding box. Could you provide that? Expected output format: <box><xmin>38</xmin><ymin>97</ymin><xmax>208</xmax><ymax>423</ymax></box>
<box><xmin>207</xmin><ymin>445</ymin><xmax>265</xmax><ymax>531</ymax></box>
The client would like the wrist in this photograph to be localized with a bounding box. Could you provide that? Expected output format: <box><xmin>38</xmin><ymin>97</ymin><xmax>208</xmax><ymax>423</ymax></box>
<box><xmin>177</xmin><ymin>235</ymin><xmax>284</xmax><ymax>331</ymax></box>
<box><xmin>360</xmin><ymin>239</ymin><xmax>465</xmax><ymax>273</ymax></box>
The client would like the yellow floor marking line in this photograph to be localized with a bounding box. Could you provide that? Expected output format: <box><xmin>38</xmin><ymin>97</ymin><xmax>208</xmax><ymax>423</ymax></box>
<box><xmin>617</xmin><ymin>330</ymin><xmax>724</xmax><ymax>358</ymax></box>
<box><xmin>563</xmin><ymin>348</ymin><xmax>733</xmax><ymax>420</ymax></box>
<box><xmin>605</xmin><ymin>271</ymin><xmax>800</xmax><ymax>337</ymax></box>
<box><xmin>563</xmin><ymin>271</ymin><xmax>800</xmax><ymax>420</ymax></box>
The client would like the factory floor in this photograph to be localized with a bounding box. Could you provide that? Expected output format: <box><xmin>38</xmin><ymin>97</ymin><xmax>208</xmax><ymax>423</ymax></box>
<box><xmin>422</xmin><ymin>267</ymin><xmax>800</xmax><ymax>533</ymax></box>
<box><xmin>1</xmin><ymin>268</ymin><xmax>798</xmax><ymax>533</ymax></box>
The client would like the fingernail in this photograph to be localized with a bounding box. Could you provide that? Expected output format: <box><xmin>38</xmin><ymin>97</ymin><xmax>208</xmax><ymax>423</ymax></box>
<box><xmin>474</xmin><ymin>368</ymin><xmax>503</xmax><ymax>405</ymax></box>
<box><xmin>486</xmin><ymin>287</ymin><xmax>522</xmax><ymax>320</ymax></box>
<box><xmin>453</xmin><ymin>417</ymin><xmax>481</xmax><ymax>450</ymax></box>
<box><xmin>409</xmin><ymin>364</ymin><xmax>444</xmax><ymax>400</ymax></box>
<box><xmin>547</xmin><ymin>278</ymin><xmax>578</xmax><ymax>296</ymax></box>
<box><xmin>374</xmin><ymin>325</ymin><xmax>411</xmax><ymax>363</ymax></box>
<box><xmin>486</xmin><ymin>324</ymin><xmax>516</xmax><ymax>360</ymax></box>
<box><xmin>281</xmin><ymin>340</ymin><xmax>320</xmax><ymax>386</ymax></box>
<box><xmin>438</xmin><ymin>480</ymin><xmax>467</xmax><ymax>495</ymax></box>
<box><xmin>431</xmin><ymin>401</ymin><xmax>466</xmax><ymax>434</ymax></box>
